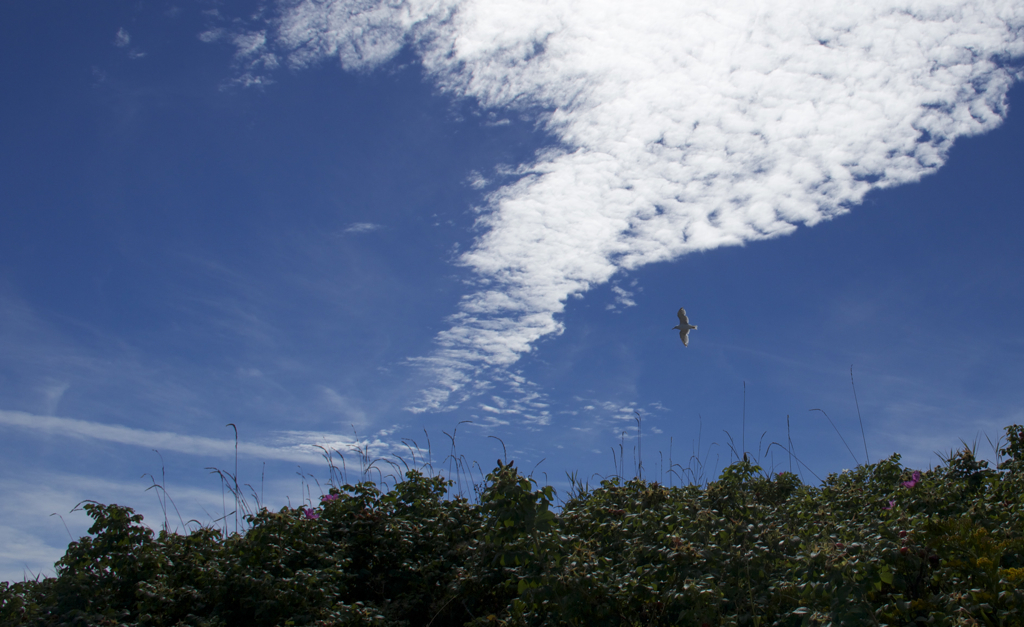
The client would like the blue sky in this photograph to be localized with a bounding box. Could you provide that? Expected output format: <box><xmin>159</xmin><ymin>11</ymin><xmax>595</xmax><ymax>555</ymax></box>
<box><xmin>2</xmin><ymin>0</ymin><xmax>1024</xmax><ymax>581</ymax></box>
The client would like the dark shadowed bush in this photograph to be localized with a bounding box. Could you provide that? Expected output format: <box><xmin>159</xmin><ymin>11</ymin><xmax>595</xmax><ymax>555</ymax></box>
<box><xmin>3</xmin><ymin>425</ymin><xmax>1024</xmax><ymax>626</ymax></box>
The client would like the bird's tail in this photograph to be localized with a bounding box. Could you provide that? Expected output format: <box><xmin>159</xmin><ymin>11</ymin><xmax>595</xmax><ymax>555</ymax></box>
<box><xmin>692</xmin><ymin>325</ymin><xmax>698</xmax><ymax>330</ymax></box>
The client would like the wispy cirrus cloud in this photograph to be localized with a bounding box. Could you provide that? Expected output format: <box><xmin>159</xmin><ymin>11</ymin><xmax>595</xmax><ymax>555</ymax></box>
<box><xmin>343</xmin><ymin>222</ymin><xmax>383</xmax><ymax>234</ymax></box>
<box><xmin>114</xmin><ymin>27</ymin><xmax>145</xmax><ymax>59</ymax></box>
<box><xmin>0</xmin><ymin>410</ymin><xmax>395</xmax><ymax>464</ymax></box>
<box><xmin>114</xmin><ymin>27</ymin><xmax>130</xmax><ymax>48</ymax></box>
<box><xmin>235</xmin><ymin>0</ymin><xmax>1024</xmax><ymax>412</ymax></box>
<box><xmin>608</xmin><ymin>283</ymin><xmax>638</xmax><ymax>311</ymax></box>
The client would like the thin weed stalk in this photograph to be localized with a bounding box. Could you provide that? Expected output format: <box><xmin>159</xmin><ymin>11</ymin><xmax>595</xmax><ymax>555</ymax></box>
<box><xmin>809</xmin><ymin>408</ymin><xmax>861</xmax><ymax>467</ymax></box>
<box><xmin>850</xmin><ymin>366</ymin><xmax>870</xmax><ymax>465</ymax></box>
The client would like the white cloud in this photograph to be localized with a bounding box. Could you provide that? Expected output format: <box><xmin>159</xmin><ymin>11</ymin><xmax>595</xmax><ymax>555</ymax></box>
<box><xmin>0</xmin><ymin>409</ymin><xmax>371</xmax><ymax>464</ymax></box>
<box><xmin>472</xmin><ymin>414</ymin><xmax>511</xmax><ymax>427</ymax></box>
<box><xmin>343</xmin><ymin>222</ymin><xmax>383</xmax><ymax>233</ymax></box>
<box><xmin>467</xmin><ymin>170</ymin><xmax>489</xmax><ymax>189</ymax></box>
<box><xmin>271</xmin><ymin>428</ymin><xmax>397</xmax><ymax>460</ymax></box>
<box><xmin>319</xmin><ymin>386</ymin><xmax>370</xmax><ymax>426</ymax></box>
<box><xmin>114</xmin><ymin>27</ymin><xmax>130</xmax><ymax>47</ymax></box>
<box><xmin>255</xmin><ymin>0</ymin><xmax>1024</xmax><ymax>411</ymax></box>
<box><xmin>198</xmin><ymin>22</ymin><xmax>279</xmax><ymax>86</ymax></box>
<box><xmin>199</xmin><ymin>28</ymin><xmax>225</xmax><ymax>43</ymax></box>
<box><xmin>233</xmin><ymin>30</ymin><xmax>270</xmax><ymax>59</ymax></box>
<box><xmin>275</xmin><ymin>0</ymin><xmax>410</xmax><ymax>71</ymax></box>
<box><xmin>39</xmin><ymin>381</ymin><xmax>69</xmax><ymax>414</ymax></box>
<box><xmin>608</xmin><ymin>284</ymin><xmax>636</xmax><ymax>310</ymax></box>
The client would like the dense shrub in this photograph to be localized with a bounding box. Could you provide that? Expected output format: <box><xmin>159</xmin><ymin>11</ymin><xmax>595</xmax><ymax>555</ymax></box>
<box><xmin>3</xmin><ymin>425</ymin><xmax>1024</xmax><ymax>626</ymax></box>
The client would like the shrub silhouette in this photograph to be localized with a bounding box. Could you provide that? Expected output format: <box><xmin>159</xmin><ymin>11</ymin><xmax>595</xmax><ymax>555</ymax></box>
<box><xmin>3</xmin><ymin>425</ymin><xmax>1024</xmax><ymax>626</ymax></box>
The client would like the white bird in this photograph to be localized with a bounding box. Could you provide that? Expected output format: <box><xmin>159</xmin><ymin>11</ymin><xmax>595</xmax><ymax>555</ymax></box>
<box><xmin>673</xmin><ymin>307</ymin><xmax>698</xmax><ymax>347</ymax></box>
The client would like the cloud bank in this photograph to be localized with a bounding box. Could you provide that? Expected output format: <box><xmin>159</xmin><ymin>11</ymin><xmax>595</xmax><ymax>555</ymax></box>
<box><xmin>244</xmin><ymin>0</ymin><xmax>1024</xmax><ymax>410</ymax></box>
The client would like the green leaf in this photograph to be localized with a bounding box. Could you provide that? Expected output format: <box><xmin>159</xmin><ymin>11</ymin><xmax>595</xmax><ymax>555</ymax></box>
<box><xmin>878</xmin><ymin>565</ymin><xmax>893</xmax><ymax>585</ymax></box>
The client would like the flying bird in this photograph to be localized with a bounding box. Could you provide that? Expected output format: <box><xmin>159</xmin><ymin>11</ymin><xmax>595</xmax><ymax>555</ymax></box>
<box><xmin>673</xmin><ymin>307</ymin><xmax>698</xmax><ymax>347</ymax></box>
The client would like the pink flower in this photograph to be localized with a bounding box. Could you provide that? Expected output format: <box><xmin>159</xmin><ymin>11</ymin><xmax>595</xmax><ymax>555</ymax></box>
<box><xmin>320</xmin><ymin>494</ymin><xmax>340</xmax><ymax>503</ymax></box>
<box><xmin>303</xmin><ymin>508</ymin><xmax>320</xmax><ymax>520</ymax></box>
<box><xmin>902</xmin><ymin>471</ymin><xmax>921</xmax><ymax>489</ymax></box>
<box><xmin>883</xmin><ymin>500</ymin><xmax>895</xmax><ymax>511</ymax></box>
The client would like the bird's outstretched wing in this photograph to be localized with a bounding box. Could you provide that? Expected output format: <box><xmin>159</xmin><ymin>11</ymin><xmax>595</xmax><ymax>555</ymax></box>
<box><xmin>677</xmin><ymin>308</ymin><xmax>689</xmax><ymax>326</ymax></box>
<box><xmin>679</xmin><ymin>329</ymin><xmax>690</xmax><ymax>346</ymax></box>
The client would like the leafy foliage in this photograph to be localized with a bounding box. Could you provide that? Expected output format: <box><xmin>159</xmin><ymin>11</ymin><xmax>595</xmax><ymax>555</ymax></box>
<box><xmin>4</xmin><ymin>425</ymin><xmax>1024</xmax><ymax>626</ymax></box>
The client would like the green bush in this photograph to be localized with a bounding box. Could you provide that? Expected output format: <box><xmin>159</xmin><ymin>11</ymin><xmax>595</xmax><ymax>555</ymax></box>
<box><xmin>4</xmin><ymin>425</ymin><xmax>1024</xmax><ymax>626</ymax></box>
